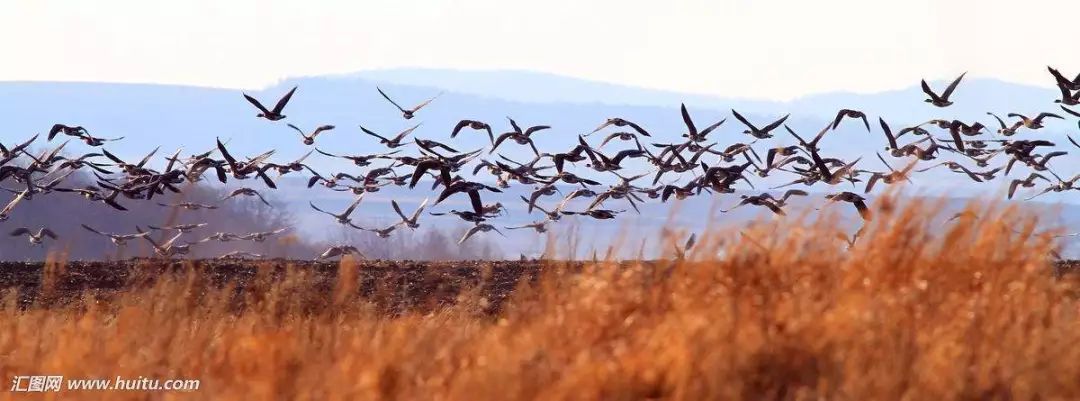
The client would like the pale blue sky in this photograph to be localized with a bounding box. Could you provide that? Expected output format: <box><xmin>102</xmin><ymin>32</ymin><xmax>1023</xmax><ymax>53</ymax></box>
<box><xmin>2</xmin><ymin>0</ymin><xmax>1077</xmax><ymax>100</ymax></box>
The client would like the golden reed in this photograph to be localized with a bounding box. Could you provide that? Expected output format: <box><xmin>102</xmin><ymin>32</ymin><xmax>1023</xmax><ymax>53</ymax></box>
<box><xmin>1</xmin><ymin>197</ymin><xmax>1078</xmax><ymax>400</ymax></box>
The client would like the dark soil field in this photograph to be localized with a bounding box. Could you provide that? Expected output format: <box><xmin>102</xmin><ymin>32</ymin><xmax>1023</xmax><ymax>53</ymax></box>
<box><xmin>0</xmin><ymin>259</ymin><xmax>561</xmax><ymax>313</ymax></box>
<box><xmin>2</xmin><ymin>258</ymin><xmax>1077</xmax><ymax>313</ymax></box>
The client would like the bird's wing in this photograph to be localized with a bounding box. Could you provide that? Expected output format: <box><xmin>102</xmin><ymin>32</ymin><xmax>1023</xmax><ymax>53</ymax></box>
<box><xmin>730</xmin><ymin>109</ymin><xmax>756</xmax><ymax>131</ymax></box>
<box><xmin>392</xmin><ymin>124</ymin><xmax>422</xmax><ymax>142</ymax></box>
<box><xmin>450</xmin><ymin>120</ymin><xmax>471</xmax><ymax>138</ymax></box>
<box><xmin>377</xmin><ymin>87</ymin><xmax>406</xmax><ymax>112</ymax></box>
<box><xmin>81</xmin><ymin>224</ymin><xmax>106</xmax><ymax>236</ymax></box>
<box><xmin>762</xmin><ymin>114</ymin><xmax>790</xmax><ymax>133</ymax></box>
<box><xmin>243</xmin><ymin>94</ymin><xmax>272</xmax><ymax>115</ymax></box>
<box><xmin>920</xmin><ymin>79</ymin><xmax>939</xmax><ymax>101</ymax></box>
<box><xmin>680</xmin><ymin>104</ymin><xmax>698</xmax><ymax>136</ymax></box>
<box><xmin>359</xmin><ymin>126</ymin><xmax>389</xmax><ymax>142</ymax></box>
<box><xmin>412</xmin><ymin>198</ymin><xmax>429</xmax><ymax>220</ymax></box>
<box><xmin>410</xmin><ymin>92</ymin><xmax>442</xmax><ymax>112</ymax></box>
<box><xmin>271</xmin><ymin>86</ymin><xmax>298</xmax><ymax>114</ymax></box>
<box><xmin>391</xmin><ymin>200</ymin><xmax>408</xmax><ymax>220</ymax></box>
<box><xmin>468</xmin><ymin>191</ymin><xmax>484</xmax><ymax>215</ymax></box>
<box><xmin>941</xmin><ymin>72</ymin><xmax>966</xmax><ymax>99</ymax></box>
<box><xmin>458</xmin><ymin>226</ymin><xmax>480</xmax><ymax>244</ymax></box>
<box><xmin>342</xmin><ymin>195</ymin><xmax>365</xmax><ymax>217</ymax></box>
<box><xmin>309</xmin><ymin>201</ymin><xmax>334</xmax><ymax>216</ymax></box>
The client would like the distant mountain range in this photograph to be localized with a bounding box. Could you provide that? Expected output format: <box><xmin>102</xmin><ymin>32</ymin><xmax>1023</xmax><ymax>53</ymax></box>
<box><xmin>348</xmin><ymin>68</ymin><xmax>1063</xmax><ymax>122</ymax></box>
<box><xmin>4</xmin><ymin>69</ymin><xmax>1080</xmax><ymax>258</ymax></box>
<box><xmin>5</xmin><ymin>69</ymin><xmax>1077</xmax><ymax>193</ymax></box>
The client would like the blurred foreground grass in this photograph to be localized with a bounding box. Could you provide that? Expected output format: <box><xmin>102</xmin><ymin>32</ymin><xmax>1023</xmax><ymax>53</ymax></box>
<box><xmin>1</xmin><ymin>198</ymin><xmax>1079</xmax><ymax>400</ymax></box>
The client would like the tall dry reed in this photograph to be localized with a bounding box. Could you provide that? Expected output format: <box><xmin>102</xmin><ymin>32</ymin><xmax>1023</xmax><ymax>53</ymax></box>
<box><xmin>1</xmin><ymin>198</ymin><xmax>1078</xmax><ymax>400</ymax></box>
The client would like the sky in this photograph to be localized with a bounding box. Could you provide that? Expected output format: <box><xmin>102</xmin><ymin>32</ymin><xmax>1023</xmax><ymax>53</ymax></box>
<box><xmin>2</xmin><ymin>0</ymin><xmax>1078</xmax><ymax>101</ymax></box>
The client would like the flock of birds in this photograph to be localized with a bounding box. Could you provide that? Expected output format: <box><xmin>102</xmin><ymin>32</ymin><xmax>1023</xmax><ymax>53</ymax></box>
<box><xmin>5</xmin><ymin>67</ymin><xmax>1080</xmax><ymax>260</ymax></box>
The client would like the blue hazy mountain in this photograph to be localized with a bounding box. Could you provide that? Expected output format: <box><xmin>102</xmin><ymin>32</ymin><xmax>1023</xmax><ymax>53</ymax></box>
<box><xmin>4</xmin><ymin>69</ymin><xmax>1080</xmax><ymax>258</ymax></box>
<box><xmin>350</xmin><ymin>69</ymin><xmax>1063</xmax><ymax>122</ymax></box>
<box><xmin>1</xmin><ymin>69</ymin><xmax>1072</xmax><ymax>189</ymax></box>
<box><xmin>0</xmin><ymin>70</ymin><xmax>1073</xmax><ymax>197</ymax></box>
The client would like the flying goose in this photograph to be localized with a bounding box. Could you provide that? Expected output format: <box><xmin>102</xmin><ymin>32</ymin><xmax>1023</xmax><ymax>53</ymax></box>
<box><xmin>732</xmin><ymin>109</ymin><xmax>789</xmax><ymax>139</ymax></box>
<box><xmin>1054</xmin><ymin>84</ymin><xmax>1080</xmax><ymax>106</ymax></box>
<box><xmin>987</xmin><ymin>112</ymin><xmax>1022</xmax><ymax>136</ymax></box>
<box><xmin>596</xmin><ymin>131</ymin><xmax>645</xmax><ymax>149</ymax></box>
<box><xmin>391</xmin><ymin>198</ymin><xmax>429</xmax><ymax>229</ymax></box>
<box><xmin>451</xmin><ymin>119</ymin><xmax>494</xmax><ymax>144</ymax></box>
<box><xmin>216</xmin><ymin>138</ymin><xmax>277</xmax><ymax>188</ymax></box>
<box><xmin>0</xmin><ymin>134</ymin><xmax>40</xmax><ymax>166</ymax></box>
<box><xmin>522</xmin><ymin>184</ymin><xmax>562</xmax><ymax>212</ymax></box>
<box><xmin>147</xmin><ymin>223</ymin><xmax>207</xmax><ymax>233</ymax></box>
<box><xmin>434</xmin><ymin>179</ymin><xmax>502</xmax><ymax>215</ymax></box>
<box><xmin>260</xmin><ymin>149</ymin><xmax>316</xmax><ymax>176</ymax></box>
<box><xmin>491</xmin><ymin>118</ymin><xmax>551</xmax><ymax>156</ymax></box>
<box><xmin>505</xmin><ymin>221</ymin><xmax>549</xmax><ymax>233</ymax></box>
<box><xmin>560</xmin><ymin>208</ymin><xmax>624</xmax><ymax>220</ymax></box>
<box><xmin>310</xmin><ymin>195</ymin><xmax>365</xmax><ymax>225</ymax></box>
<box><xmin>1025</xmin><ymin>169</ymin><xmax>1080</xmax><ymax>200</ymax></box>
<box><xmin>351</xmin><ymin>223</ymin><xmax>399</xmax><ymax>238</ymax></box>
<box><xmin>1006</xmin><ymin>112</ymin><xmax>1063</xmax><ymax>130</ymax></box>
<box><xmin>238</xmin><ymin>227</ymin><xmax>289</xmax><ymax>242</ymax></box>
<box><xmin>318</xmin><ymin>245</ymin><xmax>364</xmax><ymax>260</ymax></box>
<box><xmin>314</xmin><ymin>148</ymin><xmax>400</xmax><ymax>167</ymax></box>
<box><xmin>1048</xmin><ymin>66</ymin><xmax>1080</xmax><ymax>91</ymax></box>
<box><xmin>361</xmin><ymin>124</ymin><xmax>420</xmax><ymax>149</ymax></box>
<box><xmin>914</xmin><ymin>160</ymin><xmax>983</xmax><ymax>182</ymax></box>
<box><xmin>47</xmin><ymin>124</ymin><xmax>89</xmax><ymax>141</ymax></box>
<box><xmin>377</xmin><ymin>87</ymin><xmax>441</xmax><ymax>119</ymax></box>
<box><xmin>722</xmin><ymin>194</ymin><xmax>786</xmax><ymax>216</ymax></box>
<box><xmin>221</xmin><ymin>187</ymin><xmax>272</xmax><ymax>207</ymax></box>
<box><xmin>218</xmin><ymin>251</ymin><xmax>265</xmax><ymax>260</ymax></box>
<box><xmin>10</xmin><ymin>227</ymin><xmax>58</xmax><ymax>246</ymax></box>
<box><xmin>157</xmin><ymin>202</ymin><xmax>218</xmax><ymax>210</ymax></box>
<box><xmin>807</xmin><ymin>146</ymin><xmax>862</xmax><ymax>186</ymax></box>
<box><xmin>679</xmin><ymin>104</ymin><xmax>725</xmax><ymax>142</ymax></box>
<box><xmin>197</xmin><ymin>232</ymin><xmax>244</xmax><ymax>243</ymax></box>
<box><xmin>78</xmin><ymin>133</ymin><xmax>124</xmax><ymax>147</ymax></box>
<box><xmin>784</xmin><ymin>124</ymin><xmax>833</xmax><ymax>153</ymax></box>
<box><xmin>139</xmin><ymin>229</ymin><xmax>194</xmax><ymax>257</ymax></box>
<box><xmin>1008</xmin><ymin>173</ymin><xmax>1049</xmax><ymax>200</ymax></box>
<box><xmin>920</xmin><ymin>72</ymin><xmax>966</xmax><ymax>107</ymax></box>
<box><xmin>589</xmin><ymin>117</ymin><xmax>652</xmax><ymax>138</ymax></box>
<box><xmin>673</xmin><ymin>233</ymin><xmax>697</xmax><ymax>260</ymax></box>
<box><xmin>243</xmin><ymin>86</ymin><xmax>297</xmax><ymax>121</ymax></box>
<box><xmin>864</xmin><ymin>153</ymin><xmax>917</xmax><ymax>193</ymax></box>
<box><xmin>0</xmin><ymin>190</ymin><xmax>29</xmax><ymax>221</ymax></box>
<box><xmin>831</xmin><ymin>109</ymin><xmax>871</xmax><ymax>132</ymax></box>
<box><xmin>286</xmin><ymin>123</ymin><xmax>335</xmax><ymax>145</ymax></box>
<box><xmin>51</xmin><ymin>185</ymin><xmax>127</xmax><ymax>210</ymax></box>
<box><xmin>458</xmin><ymin>223</ymin><xmax>505</xmax><ymax>244</ymax></box>
<box><xmin>429</xmin><ymin>209</ymin><xmax>489</xmax><ymax>223</ymax></box>
<box><xmin>823</xmin><ymin>192</ymin><xmax>872</xmax><ymax>221</ymax></box>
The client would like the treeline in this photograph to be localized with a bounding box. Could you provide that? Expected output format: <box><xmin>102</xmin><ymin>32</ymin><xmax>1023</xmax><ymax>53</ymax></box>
<box><xmin>2</xmin><ymin>172</ymin><xmax>499</xmax><ymax>261</ymax></box>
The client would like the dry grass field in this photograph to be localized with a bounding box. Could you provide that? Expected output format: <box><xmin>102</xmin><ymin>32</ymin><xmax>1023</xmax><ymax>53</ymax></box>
<box><xmin>2</xmin><ymin>198</ymin><xmax>1079</xmax><ymax>400</ymax></box>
